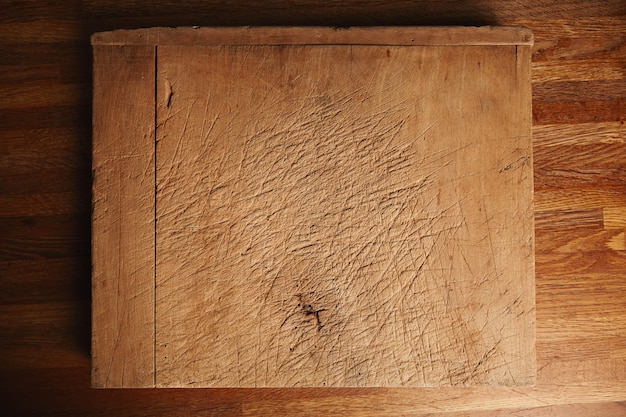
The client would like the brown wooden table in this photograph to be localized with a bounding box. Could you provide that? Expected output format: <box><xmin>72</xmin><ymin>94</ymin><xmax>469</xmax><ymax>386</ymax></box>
<box><xmin>1</xmin><ymin>1</ymin><xmax>625</xmax><ymax>415</ymax></box>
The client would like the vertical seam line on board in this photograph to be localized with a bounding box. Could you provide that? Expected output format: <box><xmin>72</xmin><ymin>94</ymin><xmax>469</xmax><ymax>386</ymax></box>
<box><xmin>153</xmin><ymin>44</ymin><xmax>158</xmax><ymax>388</ymax></box>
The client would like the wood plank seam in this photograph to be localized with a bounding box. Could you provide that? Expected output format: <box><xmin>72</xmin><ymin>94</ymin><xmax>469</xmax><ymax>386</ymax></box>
<box><xmin>153</xmin><ymin>44</ymin><xmax>158</xmax><ymax>388</ymax></box>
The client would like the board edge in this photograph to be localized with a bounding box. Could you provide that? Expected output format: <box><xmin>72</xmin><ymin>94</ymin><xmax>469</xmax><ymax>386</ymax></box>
<box><xmin>91</xmin><ymin>26</ymin><xmax>533</xmax><ymax>47</ymax></box>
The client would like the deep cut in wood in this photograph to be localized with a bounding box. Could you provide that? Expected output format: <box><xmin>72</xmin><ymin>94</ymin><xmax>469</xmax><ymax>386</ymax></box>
<box><xmin>91</xmin><ymin>26</ymin><xmax>535</xmax><ymax>388</ymax></box>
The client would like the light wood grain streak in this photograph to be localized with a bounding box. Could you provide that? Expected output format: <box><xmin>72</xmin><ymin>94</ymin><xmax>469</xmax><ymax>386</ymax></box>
<box><xmin>603</xmin><ymin>207</ymin><xmax>626</xmax><ymax>229</ymax></box>
<box><xmin>403</xmin><ymin>402</ymin><xmax>626</xmax><ymax>417</ymax></box>
<box><xmin>533</xmin><ymin>59</ymin><xmax>625</xmax><ymax>83</ymax></box>
<box><xmin>535</xmin><ymin>188</ymin><xmax>626</xmax><ymax>212</ymax></box>
<box><xmin>534</xmin><ymin>209</ymin><xmax>603</xmax><ymax>230</ymax></box>
<box><xmin>242</xmin><ymin>383</ymin><xmax>626</xmax><ymax>416</ymax></box>
<box><xmin>536</xmin><ymin>144</ymin><xmax>626</xmax><ymax>172</ymax></box>
<box><xmin>533</xmin><ymin>122</ymin><xmax>625</xmax><ymax>147</ymax></box>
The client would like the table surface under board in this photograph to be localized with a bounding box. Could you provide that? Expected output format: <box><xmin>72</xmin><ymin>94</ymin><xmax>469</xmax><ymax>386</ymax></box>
<box><xmin>1</xmin><ymin>1</ymin><xmax>625</xmax><ymax>415</ymax></box>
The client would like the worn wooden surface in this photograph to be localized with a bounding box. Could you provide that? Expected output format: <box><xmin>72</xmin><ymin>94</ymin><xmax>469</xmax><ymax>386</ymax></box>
<box><xmin>1</xmin><ymin>0</ymin><xmax>625</xmax><ymax>414</ymax></box>
<box><xmin>91</xmin><ymin>44</ymin><xmax>156</xmax><ymax>388</ymax></box>
<box><xmin>91</xmin><ymin>27</ymin><xmax>535</xmax><ymax>389</ymax></box>
<box><xmin>146</xmin><ymin>28</ymin><xmax>534</xmax><ymax>388</ymax></box>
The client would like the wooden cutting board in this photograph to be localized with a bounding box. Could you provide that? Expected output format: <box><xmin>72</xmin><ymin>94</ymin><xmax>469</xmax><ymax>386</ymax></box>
<box><xmin>91</xmin><ymin>26</ymin><xmax>535</xmax><ymax>388</ymax></box>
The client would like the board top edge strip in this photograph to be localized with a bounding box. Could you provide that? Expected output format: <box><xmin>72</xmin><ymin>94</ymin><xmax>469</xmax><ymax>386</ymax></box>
<box><xmin>91</xmin><ymin>26</ymin><xmax>534</xmax><ymax>47</ymax></box>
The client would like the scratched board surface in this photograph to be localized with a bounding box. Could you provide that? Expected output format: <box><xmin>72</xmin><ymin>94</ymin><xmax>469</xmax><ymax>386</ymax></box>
<box><xmin>155</xmin><ymin>43</ymin><xmax>534</xmax><ymax>387</ymax></box>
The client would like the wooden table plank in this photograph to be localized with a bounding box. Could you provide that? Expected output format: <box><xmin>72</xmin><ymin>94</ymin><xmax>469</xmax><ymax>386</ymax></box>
<box><xmin>1</xmin><ymin>0</ymin><xmax>625</xmax><ymax>414</ymax></box>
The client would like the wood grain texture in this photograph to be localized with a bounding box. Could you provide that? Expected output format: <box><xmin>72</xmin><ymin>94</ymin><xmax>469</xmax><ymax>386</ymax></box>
<box><xmin>154</xmin><ymin>36</ymin><xmax>534</xmax><ymax>387</ymax></box>
<box><xmin>91</xmin><ymin>26</ymin><xmax>533</xmax><ymax>46</ymax></box>
<box><xmin>1</xmin><ymin>0</ymin><xmax>625</xmax><ymax>415</ymax></box>
<box><xmin>91</xmin><ymin>44</ymin><xmax>156</xmax><ymax>387</ymax></box>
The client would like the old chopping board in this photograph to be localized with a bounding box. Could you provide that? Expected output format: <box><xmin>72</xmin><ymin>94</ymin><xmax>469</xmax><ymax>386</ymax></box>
<box><xmin>91</xmin><ymin>26</ymin><xmax>535</xmax><ymax>388</ymax></box>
